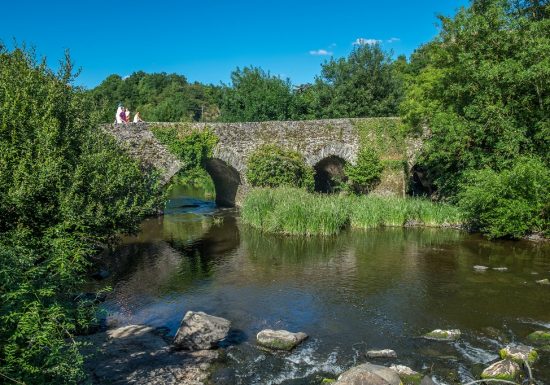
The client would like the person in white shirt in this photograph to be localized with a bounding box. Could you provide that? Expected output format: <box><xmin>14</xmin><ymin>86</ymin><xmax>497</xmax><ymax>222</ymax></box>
<box><xmin>115</xmin><ymin>104</ymin><xmax>124</xmax><ymax>124</ymax></box>
<box><xmin>133</xmin><ymin>111</ymin><xmax>143</xmax><ymax>123</ymax></box>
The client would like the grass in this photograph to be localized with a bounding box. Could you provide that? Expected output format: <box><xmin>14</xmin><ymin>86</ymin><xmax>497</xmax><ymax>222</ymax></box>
<box><xmin>241</xmin><ymin>187</ymin><xmax>463</xmax><ymax>236</ymax></box>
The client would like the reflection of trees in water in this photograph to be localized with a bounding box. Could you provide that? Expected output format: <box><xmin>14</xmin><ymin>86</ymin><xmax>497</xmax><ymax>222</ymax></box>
<box><xmin>101</xmin><ymin>215</ymin><xmax>240</xmax><ymax>302</ymax></box>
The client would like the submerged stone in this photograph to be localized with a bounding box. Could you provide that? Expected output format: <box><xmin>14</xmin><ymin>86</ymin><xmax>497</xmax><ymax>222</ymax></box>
<box><xmin>499</xmin><ymin>344</ymin><xmax>538</xmax><ymax>364</ymax></box>
<box><xmin>423</xmin><ymin>329</ymin><xmax>461</xmax><ymax>341</ymax></box>
<box><xmin>493</xmin><ymin>267</ymin><xmax>508</xmax><ymax>271</ymax></box>
<box><xmin>366</xmin><ymin>349</ymin><xmax>397</xmax><ymax>358</ymax></box>
<box><xmin>481</xmin><ymin>359</ymin><xmax>520</xmax><ymax>381</ymax></box>
<box><xmin>389</xmin><ymin>364</ymin><xmax>423</xmax><ymax>385</ymax></box>
<box><xmin>173</xmin><ymin>311</ymin><xmax>231</xmax><ymax>350</ymax></box>
<box><xmin>536</xmin><ymin>278</ymin><xmax>550</xmax><ymax>285</ymax></box>
<box><xmin>473</xmin><ymin>265</ymin><xmax>489</xmax><ymax>271</ymax></box>
<box><xmin>335</xmin><ymin>362</ymin><xmax>402</xmax><ymax>385</ymax></box>
<box><xmin>256</xmin><ymin>329</ymin><xmax>308</xmax><ymax>351</ymax></box>
<box><xmin>527</xmin><ymin>330</ymin><xmax>550</xmax><ymax>344</ymax></box>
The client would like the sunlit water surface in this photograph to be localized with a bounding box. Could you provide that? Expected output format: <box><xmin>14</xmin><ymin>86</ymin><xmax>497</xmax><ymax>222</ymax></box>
<box><xmin>91</xmin><ymin>186</ymin><xmax>550</xmax><ymax>384</ymax></box>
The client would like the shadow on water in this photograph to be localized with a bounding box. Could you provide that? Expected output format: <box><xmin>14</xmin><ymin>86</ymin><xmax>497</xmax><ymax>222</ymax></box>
<box><xmin>92</xmin><ymin>185</ymin><xmax>550</xmax><ymax>385</ymax></box>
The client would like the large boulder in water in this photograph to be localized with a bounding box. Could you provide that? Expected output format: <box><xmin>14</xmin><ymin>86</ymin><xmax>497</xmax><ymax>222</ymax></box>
<box><xmin>335</xmin><ymin>362</ymin><xmax>402</xmax><ymax>385</ymax></box>
<box><xmin>423</xmin><ymin>329</ymin><xmax>461</xmax><ymax>341</ymax></box>
<box><xmin>173</xmin><ymin>311</ymin><xmax>231</xmax><ymax>350</ymax></box>
<box><xmin>481</xmin><ymin>359</ymin><xmax>520</xmax><ymax>381</ymax></box>
<box><xmin>256</xmin><ymin>329</ymin><xmax>308</xmax><ymax>351</ymax></box>
<box><xmin>499</xmin><ymin>343</ymin><xmax>538</xmax><ymax>364</ymax></box>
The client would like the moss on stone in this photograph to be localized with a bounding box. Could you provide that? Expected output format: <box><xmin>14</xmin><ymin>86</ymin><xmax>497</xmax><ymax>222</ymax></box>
<box><xmin>527</xmin><ymin>331</ymin><xmax>550</xmax><ymax>344</ymax></box>
<box><xmin>480</xmin><ymin>372</ymin><xmax>516</xmax><ymax>381</ymax></box>
<box><xmin>499</xmin><ymin>347</ymin><xmax>538</xmax><ymax>364</ymax></box>
<box><xmin>399</xmin><ymin>373</ymin><xmax>423</xmax><ymax>385</ymax></box>
<box><xmin>321</xmin><ymin>378</ymin><xmax>336</xmax><ymax>384</ymax></box>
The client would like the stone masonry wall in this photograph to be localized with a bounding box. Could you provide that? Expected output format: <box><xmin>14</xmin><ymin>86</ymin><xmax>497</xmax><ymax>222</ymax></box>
<box><xmin>103</xmin><ymin>118</ymin><xmax>416</xmax><ymax>206</ymax></box>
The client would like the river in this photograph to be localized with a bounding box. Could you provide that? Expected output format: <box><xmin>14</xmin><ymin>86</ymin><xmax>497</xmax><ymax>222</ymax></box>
<box><xmin>91</xmin><ymin>186</ymin><xmax>550</xmax><ymax>384</ymax></box>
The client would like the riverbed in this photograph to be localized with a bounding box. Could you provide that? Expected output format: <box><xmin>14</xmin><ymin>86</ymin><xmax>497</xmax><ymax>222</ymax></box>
<box><xmin>90</xmin><ymin>186</ymin><xmax>550</xmax><ymax>384</ymax></box>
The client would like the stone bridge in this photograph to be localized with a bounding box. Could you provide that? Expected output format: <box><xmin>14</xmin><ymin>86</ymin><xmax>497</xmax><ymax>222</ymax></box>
<box><xmin>104</xmin><ymin>118</ymin><xmax>421</xmax><ymax>206</ymax></box>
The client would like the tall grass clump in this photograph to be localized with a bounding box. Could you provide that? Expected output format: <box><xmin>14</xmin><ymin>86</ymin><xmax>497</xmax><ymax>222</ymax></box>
<box><xmin>241</xmin><ymin>188</ymin><xmax>349</xmax><ymax>235</ymax></box>
<box><xmin>349</xmin><ymin>196</ymin><xmax>462</xmax><ymax>229</ymax></box>
<box><xmin>242</xmin><ymin>187</ymin><xmax>463</xmax><ymax>236</ymax></box>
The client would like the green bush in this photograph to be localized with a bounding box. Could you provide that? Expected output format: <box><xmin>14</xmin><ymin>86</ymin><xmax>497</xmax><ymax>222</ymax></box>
<box><xmin>246</xmin><ymin>145</ymin><xmax>314</xmax><ymax>190</ymax></box>
<box><xmin>459</xmin><ymin>157</ymin><xmax>550</xmax><ymax>239</ymax></box>
<box><xmin>345</xmin><ymin>148</ymin><xmax>384</xmax><ymax>193</ymax></box>
<box><xmin>0</xmin><ymin>46</ymin><xmax>162</xmax><ymax>384</ymax></box>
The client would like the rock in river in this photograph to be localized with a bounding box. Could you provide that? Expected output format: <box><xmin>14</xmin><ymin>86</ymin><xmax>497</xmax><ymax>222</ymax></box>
<box><xmin>256</xmin><ymin>329</ymin><xmax>308</xmax><ymax>351</ymax></box>
<box><xmin>366</xmin><ymin>349</ymin><xmax>397</xmax><ymax>358</ymax></box>
<box><xmin>527</xmin><ymin>330</ymin><xmax>550</xmax><ymax>345</ymax></box>
<box><xmin>389</xmin><ymin>364</ymin><xmax>422</xmax><ymax>384</ymax></box>
<box><xmin>536</xmin><ymin>278</ymin><xmax>550</xmax><ymax>285</ymax></box>
<box><xmin>481</xmin><ymin>359</ymin><xmax>520</xmax><ymax>381</ymax></box>
<box><xmin>173</xmin><ymin>311</ymin><xmax>231</xmax><ymax>350</ymax></box>
<box><xmin>473</xmin><ymin>265</ymin><xmax>489</xmax><ymax>271</ymax></box>
<box><xmin>80</xmin><ymin>324</ymin><xmax>218</xmax><ymax>385</ymax></box>
<box><xmin>335</xmin><ymin>362</ymin><xmax>402</xmax><ymax>385</ymax></box>
<box><xmin>423</xmin><ymin>329</ymin><xmax>461</xmax><ymax>341</ymax></box>
<box><xmin>499</xmin><ymin>343</ymin><xmax>538</xmax><ymax>364</ymax></box>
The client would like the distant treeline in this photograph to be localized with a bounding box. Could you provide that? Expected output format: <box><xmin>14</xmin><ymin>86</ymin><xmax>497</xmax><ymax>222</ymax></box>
<box><xmin>88</xmin><ymin>44</ymin><xmax>405</xmax><ymax>123</ymax></box>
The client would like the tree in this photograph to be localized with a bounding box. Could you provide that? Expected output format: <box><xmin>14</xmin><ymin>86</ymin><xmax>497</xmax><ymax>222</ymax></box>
<box><xmin>314</xmin><ymin>44</ymin><xmax>403</xmax><ymax>118</ymax></box>
<box><xmin>0</xmin><ymin>46</ymin><xmax>162</xmax><ymax>384</ymax></box>
<box><xmin>219</xmin><ymin>66</ymin><xmax>294</xmax><ymax>122</ymax></box>
<box><xmin>400</xmin><ymin>0</ymin><xmax>550</xmax><ymax>236</ymax></box>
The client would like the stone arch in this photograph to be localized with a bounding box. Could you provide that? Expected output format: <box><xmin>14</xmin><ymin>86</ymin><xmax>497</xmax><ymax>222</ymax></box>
<box><xmin>305</xmin><ymin>143</ymin><xmax>357</xmax><ymax>167</ymax></box>
<box><xmin>203</xmin><ymin>158</ymin><xmax>242</xmax><ymax>207</ymax></box>
<box><xmin>313</xmin><ymin>155</ymin><xmax>348</xmax><ymax>193</ymax></box>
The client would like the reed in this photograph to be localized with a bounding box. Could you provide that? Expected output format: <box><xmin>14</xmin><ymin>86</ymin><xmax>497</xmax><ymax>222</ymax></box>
<box><xmin>241</xmin><ymin>187</ymin><xmax>463</xmax><ymax>236</ymax></box>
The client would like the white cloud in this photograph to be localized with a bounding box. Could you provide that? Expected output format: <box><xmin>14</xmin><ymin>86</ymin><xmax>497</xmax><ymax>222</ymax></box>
<box><xmin>352</xmin><ymin>38</ymin><xmax>381</xmax><ymax>46</ymax></box>
<box><xmin>309</xmin><ymin>49</ymin><xmax>333</xmax><ymax>56</ymax></box>
<box><xmin>387</xmin><ymin>37</ymin><xmax>400</xmax><ymax>43</ymax></box>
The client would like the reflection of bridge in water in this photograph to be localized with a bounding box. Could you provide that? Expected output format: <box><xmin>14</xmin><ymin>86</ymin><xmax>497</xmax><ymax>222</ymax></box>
<box><xmin>105</xmin><ymin>118</ymin><xmax>420</xmax><ymax>206</ymax></box>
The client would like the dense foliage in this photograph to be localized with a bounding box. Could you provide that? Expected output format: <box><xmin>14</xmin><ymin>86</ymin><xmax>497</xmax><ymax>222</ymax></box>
<box><xmin>459</xmin><ymin>157</ymin><xmax>549</xmax><ymax>238</ymax></box>
<box><xmin>89</xmin><ymin>71</ymin><xmax>222</xmax><ymax>123</ymax></box>
<box><xmin>400</xmin><ymin>0</ymin><xmax>550</xmax><ymax>238</ymax></box>
<box><xmin>219</xmin><ymin>67</ymin><xmax>294</xmax><ymax>122</ymax></box>
<box><xmin>90</xmin><ymin>44</ymin><xmax>404</xmax><ymax>123</ymax></box>
<box><xmin>345</xmin><ymin>148</ymin><xmax>384</xmax><ymax>194</ymax></box>
<box><xmin>150</xmin><ymin>125</ymin><xmax>218</xmax><ymax>192</ymax></box>
<box><xmin>0</xmin><ymin>46</ymin><xmax>162</xmax><ymax>384</ymax></box>
<box><xmin>311</xmin><ymin>44</ymin><xmax>403</xmax><ymax>118</ymax></box>
<box><xmin>246</xmin><ymin>145</ymin><xmax>314</xmax><ymax>190</ymax></box>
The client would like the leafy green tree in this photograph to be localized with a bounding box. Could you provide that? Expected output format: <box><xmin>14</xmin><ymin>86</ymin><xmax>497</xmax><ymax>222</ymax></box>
<box><xmin>0</xmin><ymin>45</ymin><xmax>162</xmax><ymax>384</ymax></box>
<box><xmin>400</xmin><ymin>0</ymin><xmax>549</xmax><ymax>237</ymax></box>
<box><xmin>402</xmin><ymin>0</ymin><xmax>549</xmax><ymax>190</ymax></box>
<box><xmin>219</xmin><ymin>66</ymin><xmax>294</xmax><ymax>122</ymax></box>
<box><xmin>314</xmin><ymin>44</ymin><xmax>403</xmax><ymax>118</ymax></box>
<box><xmin>89</xmin><ymin>71</ymin><xmax>221</xmax><ymax>123</ymax></box>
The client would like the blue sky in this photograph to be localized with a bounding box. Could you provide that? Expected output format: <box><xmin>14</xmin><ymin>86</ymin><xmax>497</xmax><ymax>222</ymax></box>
<box><xmin>1</xmin><ymin>0</ymin><xmax>469</xmax><ymax>89</ymax></box>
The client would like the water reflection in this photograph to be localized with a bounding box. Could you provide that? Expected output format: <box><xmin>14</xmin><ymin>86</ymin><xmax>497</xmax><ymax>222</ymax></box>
<box><xmin>96</xmin><ymin>188</ymin><xmax>550</xmax><ymax>384</ymax></box>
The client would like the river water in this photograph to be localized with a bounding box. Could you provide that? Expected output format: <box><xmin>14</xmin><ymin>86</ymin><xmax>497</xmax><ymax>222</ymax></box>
<box><xmin>94</xmin><ymin>186</ymin><xmax>550</xmax><ymax>384</ymax></box>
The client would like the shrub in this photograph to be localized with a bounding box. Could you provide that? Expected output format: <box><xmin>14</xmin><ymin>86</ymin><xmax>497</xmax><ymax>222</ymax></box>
<box><xmin>458</xmin><ymin>157</ymin><xmax>550</xmax><ymax>239</ymax></box>
<box><xmin>246</xmin><ymin>145</ymin><xmax>314</xmax><ymax>190</ymax></box>
<box><xmin>0</xmin><ymin>46</ymin><xmax>162</xmax><ymax>384</ymax></box>
<box><xmin>345</xmin><ymin>148</ymin><xmax>384</xmax><ymax>194</ymax></box>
